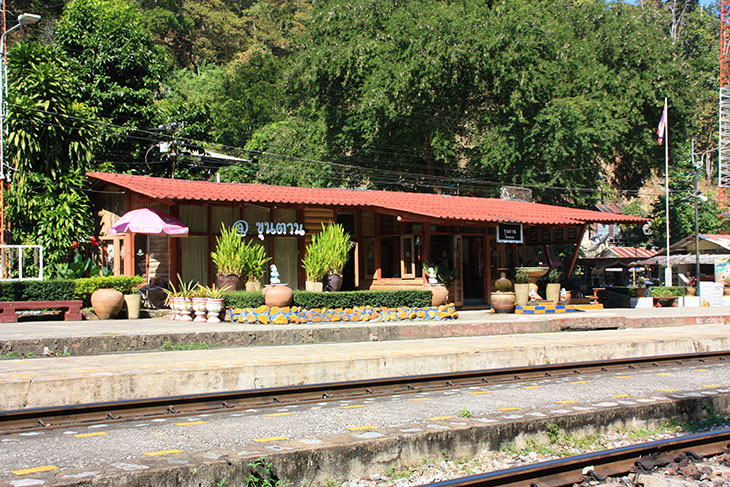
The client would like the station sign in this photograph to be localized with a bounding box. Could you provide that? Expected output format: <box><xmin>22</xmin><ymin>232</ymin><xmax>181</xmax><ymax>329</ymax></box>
<box><xmin>497</xmin><ymin>223</ymin><xmax>523</xmax><ymax>244</ymax></box>
<box><xmin>232</xmin><ymin>220</ymin><xmax>306</xmax><ymax>240</ymax></box>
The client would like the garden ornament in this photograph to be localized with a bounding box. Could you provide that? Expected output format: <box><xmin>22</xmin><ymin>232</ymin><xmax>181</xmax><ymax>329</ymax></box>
<box><xmin>270</xmin><ymin>265</ymin><xmax>281</xmax><ymax>285</ymax></box>
<box><xmin>427</xmin><ymin>267</ymin><xmax>438</xmax><ymax>285</ymax></box>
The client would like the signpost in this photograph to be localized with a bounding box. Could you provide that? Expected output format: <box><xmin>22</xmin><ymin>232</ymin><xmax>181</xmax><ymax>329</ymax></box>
<box><xmin>497</xmin><ymin>223</ymin><xmax>523</xmax><ymax>244</ymax></box>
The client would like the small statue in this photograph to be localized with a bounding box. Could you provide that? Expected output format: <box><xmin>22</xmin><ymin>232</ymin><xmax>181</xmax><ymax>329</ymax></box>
<box><xmin>560</xmin><ymin>288</ymin><xmax>567</xmax><ymax>302</ymax></box>
<box><xmin>427</xmin><ymin>267</ymin><xmax>438</xmax><ymax>285</ymax></box>
<box><xmin>270</xmin><ymin>264</ymin><xmax>281</xmax><ymax>285</ymax></box>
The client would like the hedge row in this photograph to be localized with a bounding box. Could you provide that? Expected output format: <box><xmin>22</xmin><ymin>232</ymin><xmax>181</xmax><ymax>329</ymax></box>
<box><xmin>223</xmin><ymin>289</ymin><xmax>433</xmax><ymax>310</ymax></box>
<box><xmin>649</xmin><ymin>286</ymin><xmax>686</xmax><ymax>297</ymax></box>
<box><xmin>73</xmin><ymin>276</ymin><xmax>145</xmax><ymax>303</ymax></box>
<box><xmin>0</xmin><ymin>280</ymin><xmax>76</xmax><ymax>301</ymax></box>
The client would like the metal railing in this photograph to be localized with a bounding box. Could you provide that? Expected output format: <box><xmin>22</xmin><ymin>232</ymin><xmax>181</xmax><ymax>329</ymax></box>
<box><xmin>0</xmin><ymin>245</ymin><xmax>43</xmax><ymax>281</ymax></box>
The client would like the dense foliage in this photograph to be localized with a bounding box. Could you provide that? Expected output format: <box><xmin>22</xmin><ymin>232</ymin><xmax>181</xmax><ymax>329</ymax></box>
<box><xmin>0</xmin><ymin>280</ymin><xmax>77</xmax><ymax>301</ymax></box>
<box><xmin>292</xmin><ymin>290</ymin><xmax>432</xmax><ymax>309</ymax></box>
<box><xmin>2</xmin><ymin>0</ymin><xmax>725</xmax><ymax>262</ymax></box>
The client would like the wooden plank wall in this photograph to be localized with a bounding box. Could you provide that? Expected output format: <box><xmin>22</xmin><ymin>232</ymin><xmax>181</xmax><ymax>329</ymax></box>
<box><xmin>304</xmin><ymin>208</ymin><xmax>335</xmax><ymax>243</ymax></box>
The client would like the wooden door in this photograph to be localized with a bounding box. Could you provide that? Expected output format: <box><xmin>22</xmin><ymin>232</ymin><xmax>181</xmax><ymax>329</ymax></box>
<box><xmin>452</xmin><ymin>235</ymin><xmax>464</xmax><ymax>306</ymax></box>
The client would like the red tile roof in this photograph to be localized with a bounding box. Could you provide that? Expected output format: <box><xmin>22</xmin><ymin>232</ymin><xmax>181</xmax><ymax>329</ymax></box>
<box><xmin>87</xmin><ymin>172</ymin><xmax>649</xmax><ymax>226</ymax></box>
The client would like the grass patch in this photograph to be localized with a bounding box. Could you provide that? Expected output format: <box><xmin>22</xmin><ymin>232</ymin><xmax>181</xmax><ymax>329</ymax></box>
<box><xmin>160</xmin><ymin>340</ymin><xmax>212</xmax><ymax>351</ymax></box>
<box><xmin>0</xmin><ymin>351</ymin><xmax>35</xmax><ymax>359</ymax></box>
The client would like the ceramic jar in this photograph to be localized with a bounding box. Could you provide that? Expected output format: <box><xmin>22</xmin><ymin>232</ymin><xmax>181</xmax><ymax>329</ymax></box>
<box><xmin>264</xmin><ymin>285</ymin><xmax>293</xmax><ymax>307</ymax></box>
<box><xmin>206</xmin><ymin>298</ymin><xmax>224</xmax><ymax>323</ymax></box>
<box><xmin>91</xmin><ymin>288</ymin><xmax>124</xmax><ymax>320</ymax></box>
<box><xmin>490</xmin><ymin>292</ymin><xmax>515</xmax><ymax>313</ymax></box>
<box><xmin>428</xmin><ymin>284</ymin><xmax>449</xmax><ymax>306</ymax></box>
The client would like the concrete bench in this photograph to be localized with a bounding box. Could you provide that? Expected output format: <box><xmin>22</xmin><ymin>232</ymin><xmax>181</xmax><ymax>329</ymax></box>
<box><xmin>0</xmin><ymin>300</ymin><xmax>83</xmax><ymax>323</ymax></box>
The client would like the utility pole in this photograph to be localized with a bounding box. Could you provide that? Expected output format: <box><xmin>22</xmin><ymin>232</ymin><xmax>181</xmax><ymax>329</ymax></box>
<box><xmin>692</xmin><ymin>138</ymin><xmax>701</xmax><ymax>299</ymax></box>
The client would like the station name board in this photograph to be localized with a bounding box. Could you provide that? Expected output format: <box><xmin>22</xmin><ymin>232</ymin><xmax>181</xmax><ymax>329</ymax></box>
<box><xmin>496</xmin><ymin>223</ymin><xmax>523</xmax><ymax>244</ymax></box>
<box><xmin>232</xmin><ymin>220</ymin><xmax>306</xmax><ymax>240</ymax></box>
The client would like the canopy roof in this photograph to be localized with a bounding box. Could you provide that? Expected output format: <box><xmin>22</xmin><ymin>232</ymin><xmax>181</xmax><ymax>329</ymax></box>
<box><xmin>632</xmin><ymin>254</ymin><xmax>730</xmax><ymax>266</ymax></box>
<box><xmin>88</xmin><ymin>172</ymin><xmax>649</xmax><ymax>227</ymax></box>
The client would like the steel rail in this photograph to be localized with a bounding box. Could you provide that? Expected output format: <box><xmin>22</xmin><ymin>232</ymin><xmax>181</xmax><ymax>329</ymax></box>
<box><xmin>419</xmin><ymin>428</ymin><xmax>730</xmax><ymax>487</ymax></box>
<box><xmin>1</xmin><ymin>350</ymin><xmax>728</xmax><ymax>434</ymax></box>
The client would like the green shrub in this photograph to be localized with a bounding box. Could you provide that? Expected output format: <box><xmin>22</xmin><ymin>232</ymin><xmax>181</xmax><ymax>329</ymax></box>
<box><xmin>292</xmin><ymin>290</ymin><xmax>432</xmax><ymax>309</ymax></box>
<box><xmin>74</xmin><ymin>276</ymin><xmax>145</xmax><ymax>302</ymax></box>
<box><xmin>223</xmin><ymin>291</ymin><xmax>266</xmax><ymax>308</ymax></box>
<box><xmin>649</xmin><ymin>286</ymin><xmax>684</xmax><ymax>297</ymax></box>
<box><xmin>0</xmin><ymin>280</ymin><xmax>76</xmax><ymax>301</ymax></box>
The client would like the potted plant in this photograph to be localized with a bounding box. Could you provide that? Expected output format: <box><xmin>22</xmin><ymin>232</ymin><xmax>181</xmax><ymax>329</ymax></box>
<box><xmin>211</xmin><ymin>223</ymin><xmax>244</xmax><ymax>291</ymax></box>
<box><xmin>423</xmin><ymin>264</ymin><xmax>449</xmax><ymax>306</ymax></box>
<box><xmin>321</xmin><ymin>223</ymin><xmax>352</xmax><ymax>292</ymax></box>
<box><xmin>164</xmin><ymin>275</ymin><xmax>195</xmax><ymax>321</ymax></box>
<box><xmin>202</xmin><ymin>283</ymin><xmax>229</xmax><ymax>323</ymax></box>
<box><xmin>546</xmin><ymin>268</ymin><xmax>561</xmax><ymax>303</ymax></box>
<box><xmin>513</xmin><ymin>268</ymin><xmax>530</xmax><ymax>306</ymax></box>
<box><xmin>191</xmin><ymin>285</ymin><xmax>208</xmax><ymax>322</ymax></box>
<box><xmin>241</xmin><ymin>240</ymin><xmax>270</xmax><ymax>292</ymax></box>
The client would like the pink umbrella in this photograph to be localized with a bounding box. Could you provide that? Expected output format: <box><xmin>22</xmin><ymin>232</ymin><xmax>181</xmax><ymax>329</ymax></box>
<box><xmin>110</xmin><ymin>208</ymin><xmax>188</xmax><ymax>237</ymax></box>
<box><xmin>110</xmin><ymin>208</ymin><xmax>188</xmax><ymax>284</ymax></box>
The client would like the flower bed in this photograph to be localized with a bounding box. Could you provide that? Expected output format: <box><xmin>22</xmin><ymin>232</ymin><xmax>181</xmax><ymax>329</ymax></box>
<box><xmin>225</xmin><ymin>304</ymin><xmax>458</xmax><ymax>325</ymax></box>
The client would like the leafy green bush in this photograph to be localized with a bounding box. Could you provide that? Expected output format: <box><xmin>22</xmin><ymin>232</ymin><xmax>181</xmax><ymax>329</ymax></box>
<box><xmin>74</xmin><ymin>276</ymin><xmax>145</xmax><ymax>302</ymax></box>
<box><xmin>0</xmin><ymin>280</ymin><xmax>76</xmax><ymax>301</ymax></box>
<box><xmin>649</xmin><ymin>286</ymin><xmax>684</xmax><ymax>297</ymax></box>
<box><xmin>223</xmin><ymin>291</ymin><xmax>266</xmax><ymax>308</ymax></box>
<box><xmin>292</xmin><ymin>290</ymin><xmax>432</xmax><ymax>309</ymax></box>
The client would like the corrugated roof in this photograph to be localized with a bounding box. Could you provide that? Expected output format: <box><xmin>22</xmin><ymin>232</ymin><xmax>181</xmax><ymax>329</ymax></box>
<box><xmin>87</xmin><ymin>172</ymin><xmax>649</xmax><ymax>226</ymax></box>
<box><xmin>700</xmin><ymin>234</ymin><xmax>730</xmax><ymax>252</ymax></box>
<box><xmin>605</xmin><ymin>247</ymin><xmax>658</xmax><ymax>259</ymax></box>
<box><xmin>595</xmin><ymin>203</ymin><xmax>624</xmax><ymax>214</ymax></box>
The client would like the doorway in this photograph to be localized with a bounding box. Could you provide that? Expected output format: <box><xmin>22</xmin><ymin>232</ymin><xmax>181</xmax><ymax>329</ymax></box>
<box><xmin>462</xmin><ymin>236</ymin><xmax>485</xmax><ymax>305</ymax></box>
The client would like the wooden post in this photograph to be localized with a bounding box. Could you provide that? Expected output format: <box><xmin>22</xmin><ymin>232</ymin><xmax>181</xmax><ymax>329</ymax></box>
<box><xmin>566</xmin><ymin>224</ymin><xmax>587</xmax><ymax>279</ymax></box>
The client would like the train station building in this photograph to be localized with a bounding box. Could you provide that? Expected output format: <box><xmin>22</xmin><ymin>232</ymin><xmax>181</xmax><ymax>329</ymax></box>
<box><xmin>88</xmin><ymin>172</ymin><xmax>646</xmax><ymax>307</ymax></box>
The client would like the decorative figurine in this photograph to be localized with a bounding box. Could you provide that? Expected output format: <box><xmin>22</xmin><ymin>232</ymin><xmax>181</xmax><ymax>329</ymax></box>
<box><xmin>427</xmin><ymin>267</ymin><xmax>438</xmax><ymax>285</ymax></box>
<box><xmin>270</xmin><ymin>264</ymin><xmax>281</xmax><ymax>285</ymax></box>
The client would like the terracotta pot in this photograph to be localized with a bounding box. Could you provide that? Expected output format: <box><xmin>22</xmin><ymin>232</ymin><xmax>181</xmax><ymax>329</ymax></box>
<box><xmin>124</xmin><ymin>294</ymin><xmax>142</xmax><ymax>319</ymax></box>
<box><xmin>724</xmin><ymin>287</ymin><xmax>730</xmax><ymax>296</ymax></box>
<box><xmin>91</xmin><ymin>288</ymin><xmax>124</xmax><ymax>320</ymax></box>
<box><xmin>685</xmin><ymin>287</ymin><xmax>696</xmax><ymax>296</ymax></box>
<box><xmin>490</xmin><ymin>292</ymin><xmax>515</xmax><ymax>313</ymax></box>
<box><xmin>635</xmin><ymin>287</ymin><xmax>647</xmax><ymax>298</ymax></box>
<box><xmin>264</xmin><ymin>285</ymin><xmax>293</xmax><ymax>307</ymax></box>
<box><xmin>325</xmin><ymin>273</ymin><xmax>343</xmax><ymax>292</ymax></box>
<box><xmin>427</xmin><ymin>284</ymin><xmax>449</xmax><ymax>306</ymax></box>
<box><xmin>494</xmin><ymin>271</ymin><xmax>512</xmax><ymax>292</ymax></box>
<box><xmin>217</xmin><ymin>274</ymin><xmax>240</xmax><ymax>293</ymax></box>
<box><xmin>514</xmin><ymin>283</ymin><xmax>530</xmax><ymax>306</ymax></box>
<box><xmin>545</xmin><ymin>283</ymin><xmax>560</xmax><ymax>303</ymax></box>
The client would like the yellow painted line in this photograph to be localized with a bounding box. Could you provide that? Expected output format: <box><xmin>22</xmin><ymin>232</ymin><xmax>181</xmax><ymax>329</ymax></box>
<box><xmin>659</xmin><ymin>389</ymin><xmax>679</xmax><ymax>392</ymax></box>
<box><xmin>253</xmin><ymin>436</ymin><xmax>288</xmax><ymax>443</ymax></box>
<box><xmin>469</xmin><ymin>391</ymin><xmax>492</xmax><ymax>395</ymax></box>
<box><xmin>175</xmin><ymin>421</ymin><xmax>207</xmax><ymax>426</ymax></box>
<box><xmin>694</xmin><ymin>369</ymin><xmax>710</xmax><ymax>372</ymax></box>
<box><xmin>657</xmin><ymin>373</ymin><xmax>672</xmax><ymax>376</ymax></box>
<box><xmin>262</xmin><ymin>413</ymin><xmax>291</xmax><ymax>417</ymax></box>
<box><xmin>570</xmin><ymin>381</ymin><xmax>588</xmax><ymax>384</ymax></box>
<box><xmin>615</xmin><ymin>376</ymin><xmax>632</xmax><ymax>379</ymax></box>
<box><xmin>703</xmin><ymin>384</ymin><xmax>722</xmax><ymax>388</ymax></box>
<box><xmin>9</xmin><ymin>373</ymin><xmax>33</xmax><ymax>378</ymax></box>
<box><xmin>556</xmin><ymin>400</ymin><xmax>578</xmax><ymax>404</ymax></box>
<box><xmin>346</xmin><ymin>425</ymin><xmax>377</xmax><ymax>432</ymax></box>
<box><xmin>408</xmin><ymin>398</ymin><xmax>431</xmax><ymax>402</ymax></box>
<box><xmin>340</xmin><ymin>405</ymin><xmax>365</xmax><ymax>409</ymax></box>
<box><xmin>611</xmin><ymin>394</ymin><xmax>631</xmax><ymax>398</ymax></box>
<box><xmin>522</xmin><ymin>386</ymin><xmax>542</xmax><ymax>389</ymax></box>
<box><xmin>74</xmin><ymin>432</ymin><xmax>109</xmax><ymax>438</ymax></box>
<box><xmin>144</xmin><ymin>449</ymin><xmax>184</xmax><ymax>456</ymax></box>
<box><xmin>12</xmin><ymin>465</ymin><xmax>59</xmax><ymax>476</ymax></box>
<box><xmin>427</xmin><ymin>416</ymin><xmax>454</xmax><ymax>421</ymax></box>
<box><xmin>496</xmin><ymin>407</ymin><xmax>520</xmax><ymax>411</ymax></box>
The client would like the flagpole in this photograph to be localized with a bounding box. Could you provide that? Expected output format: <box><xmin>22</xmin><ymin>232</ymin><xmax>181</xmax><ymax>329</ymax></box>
<box><xmin>664</xmin><ymin>97</ymin><xmax>671</xmax><ymax>286</ymax></box>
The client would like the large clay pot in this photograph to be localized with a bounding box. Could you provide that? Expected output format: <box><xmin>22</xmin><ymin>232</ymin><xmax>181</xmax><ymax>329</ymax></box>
<box><xmin>545</xmin><ymin>283</ymin><xmax>560</xmax><ymax>303</ymax></box>
<box><xmin>490</xmin><ymin>292</ymin><xmax>515</xmax><ymax>313</ymax></box>
<box><xmin>514</xmin><ymin>283</ymin><xmax>530</xmax><ymax>306</ymax></box>
<box><xmin>325</xmin><ymin>273</ymin><xmax>343</xmax><ymax>292</ymax></box>
<box><xmin>124</xmin><ymin>293</ymin><xmax>142</xmax><ymax>319</ymax></box>
<box><xmin>264</xmin><ymin>285</ymin><xmax>293</xmax><ymax>307</ymax></box>
<box><xmin>685</xmin><ymin>287</ymin><xmax>696</xmax><ymax>297</ymax></box>
<box><xmin>427</xmin><ymin>284</ymin><xmax>449</xmax><ymax>306</ymax></box>
<box><xmin>91</xmin><ymin>288</ymin><xmax>124</xmax><ymax>320</ymax></box>
<box><xmin>217</xmin><ymin>274</ymin><xmax>240</xmax><ymax>292</ymax></box>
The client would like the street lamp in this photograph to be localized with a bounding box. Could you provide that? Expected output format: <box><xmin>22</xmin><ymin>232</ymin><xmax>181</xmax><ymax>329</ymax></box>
<box><xmin>0</xmin><ymin>13</ymin><xmax>41</xmax><ymax>182</ymax></box>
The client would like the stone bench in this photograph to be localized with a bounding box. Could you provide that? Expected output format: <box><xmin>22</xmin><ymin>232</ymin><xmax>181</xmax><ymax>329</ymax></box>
<box><xmin>0</xmin><ymin>300</ymin><xmax>83</xmax><ymax>323</ymax></box>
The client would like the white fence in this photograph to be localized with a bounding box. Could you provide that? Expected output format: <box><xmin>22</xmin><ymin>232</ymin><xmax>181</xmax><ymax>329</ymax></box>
<box><xmin>0</xmin><ymin>245</ymin><xmax>43</xmax><ymax>281</ymax></box>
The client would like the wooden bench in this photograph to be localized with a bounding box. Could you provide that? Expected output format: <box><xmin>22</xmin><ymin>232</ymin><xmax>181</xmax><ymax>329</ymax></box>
<box><xmin>0</xmin><ymin>300</ymin><xmax>83</xmax><ymax>323</ymax></box>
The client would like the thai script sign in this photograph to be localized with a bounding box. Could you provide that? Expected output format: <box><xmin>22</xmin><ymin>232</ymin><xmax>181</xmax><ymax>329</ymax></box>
<box><xmin>232</xmin><ymin>220</ymin><xmax>306</xmax><ymax>240</ymax></box>
<box><xmin>497</xmin><ymin>222</ymin><xmax>523</xmax><ymax>243</ymax></box>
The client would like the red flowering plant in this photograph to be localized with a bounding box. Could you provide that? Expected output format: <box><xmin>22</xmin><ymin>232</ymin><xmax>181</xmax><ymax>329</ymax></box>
<box><xmin>55</xmin><ymin>236</ymin><xmax>111</xmax><ymax>279</ymax></box>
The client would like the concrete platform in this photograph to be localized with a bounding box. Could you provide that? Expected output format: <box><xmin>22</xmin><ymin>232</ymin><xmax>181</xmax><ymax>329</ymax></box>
<box><xmin>0</xmin><ymin>306</ymin><xmax>729</xmax><ymax>410</ymax></box>
<box><xmin>2</xmin><ymin>307</ymin><xmax>729</xmax><ymax>357</ymax></box>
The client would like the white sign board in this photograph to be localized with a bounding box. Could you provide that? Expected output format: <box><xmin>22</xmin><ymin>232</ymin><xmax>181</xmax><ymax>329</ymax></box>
<box><xmin>699</xmin><ymin>281</ymin><xmax>723</xmax><ymax>306</ymax></box>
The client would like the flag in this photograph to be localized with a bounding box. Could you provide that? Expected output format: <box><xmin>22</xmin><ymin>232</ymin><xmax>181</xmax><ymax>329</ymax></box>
<box><xmin>657</xmin><ymin>101</ymin><xmax>667</xmax><ymax>145</ymax></box>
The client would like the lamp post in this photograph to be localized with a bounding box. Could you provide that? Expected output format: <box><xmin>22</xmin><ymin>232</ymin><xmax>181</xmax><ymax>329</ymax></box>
<box><xmin>690</xmin><ymin>138</ymin><xmax>707</xmax><ymax>300</ymax></box>
<box><xmin>0</xmin><ymin>13</ymin><xmax>40</xmax><ymax>246</ymax></box>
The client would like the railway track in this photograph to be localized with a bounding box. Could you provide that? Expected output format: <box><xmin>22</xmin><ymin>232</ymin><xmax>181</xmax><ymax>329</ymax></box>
<box><xmin>420</xmin><ymin>428</ymin><xmax>730</xmax><ymax>487</ymax></box>
<box><xmin>1</xmin><ymin>350</ymin><xmax>728</xmax><ymax>435</ymax></box>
